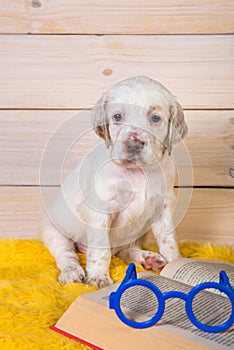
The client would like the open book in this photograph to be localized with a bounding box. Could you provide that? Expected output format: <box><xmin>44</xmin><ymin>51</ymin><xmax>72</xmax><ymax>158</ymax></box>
<box><xmin>52</xmin><ymin>258</ymin><xmax>234</xmax><ymax>350</ymax></box>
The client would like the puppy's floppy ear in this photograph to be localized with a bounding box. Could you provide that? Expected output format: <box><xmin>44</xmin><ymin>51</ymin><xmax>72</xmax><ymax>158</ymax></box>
<box><xmin>168</xmin><ymin>99</ymin><xmax>188</xmax><ymax>154</ymax></box>
<box><xmin>91</xmin><ymin>95</ymin><xmax>111</xmax><ymax>148</ymax></box>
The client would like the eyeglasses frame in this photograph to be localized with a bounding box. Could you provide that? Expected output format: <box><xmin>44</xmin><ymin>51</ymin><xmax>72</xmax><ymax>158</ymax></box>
<box><xmin>109</xmin><ymin>263</ymin><xmax>234</xmax><ymax>333</ymax></box>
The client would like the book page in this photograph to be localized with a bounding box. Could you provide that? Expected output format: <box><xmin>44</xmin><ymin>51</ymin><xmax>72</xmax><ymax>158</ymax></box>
<box><xmin>160</xmin><ymin>258</ymin><xmax>234</xmax><ymax>287</ymax></box>
<box><xmin>54</xmin><ymin>298</ymin><xmax>203</xmax><ymax>350</ymax></box>
<box><xmin>83</xmin><ymin>272</ymin><xmax>233</xmax><ymax>350</ymax></box>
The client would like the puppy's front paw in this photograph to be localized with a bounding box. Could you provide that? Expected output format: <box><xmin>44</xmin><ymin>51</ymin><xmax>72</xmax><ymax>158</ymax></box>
<box><xmin>59</xmin><ymin>265</ymin><xmax>85</xmax><ymax>284</ymax></box>
<box><xmin>141</xmin><ymin>251</ymin><xmax>167</xmax><ymax>271</ymax></box>
<box><xmin>85</xmin><ymin>274</ymin><xmax>113</xmax><ymax>288</ymax></box>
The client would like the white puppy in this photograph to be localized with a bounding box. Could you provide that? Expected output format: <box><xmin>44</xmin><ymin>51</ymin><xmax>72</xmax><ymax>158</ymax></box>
<box><xmin>40</xmin><ymin>76</ymin><xmax>187</xmax><ymax>287</ymax></box>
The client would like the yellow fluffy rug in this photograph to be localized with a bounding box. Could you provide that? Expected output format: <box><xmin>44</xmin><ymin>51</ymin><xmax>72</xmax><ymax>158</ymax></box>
<box><xmin>0</xmin><ymin>239</ymin><xmax>233</xmax><ymax>350</ymax></box>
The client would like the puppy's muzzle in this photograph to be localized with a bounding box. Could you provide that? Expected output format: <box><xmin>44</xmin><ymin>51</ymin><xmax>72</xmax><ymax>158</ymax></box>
<box><xmin>124</xmin><ymin>132</ymin><xmax>145</xmax><ymax>155</ymax></box>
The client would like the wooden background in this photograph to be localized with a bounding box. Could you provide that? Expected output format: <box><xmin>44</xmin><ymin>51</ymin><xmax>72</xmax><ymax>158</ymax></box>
<box><xmin>0</xmin><ymin>0</ymin><xmax>233</xmax><ymax>243</ymax></box>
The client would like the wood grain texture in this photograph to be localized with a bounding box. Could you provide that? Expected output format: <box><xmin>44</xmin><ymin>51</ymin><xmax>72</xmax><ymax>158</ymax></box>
<box><xmin>0</xmin><ymin>0</ymin><xmax>233</xmax><ymax>34</ymax></box>
<box><xmin>0</xmin><ymin>187</ymin><xmax>233</xmax><ymax>244</ymax></box>
<box><xmin>0</xmin><ymin>110</ymin><xmax>233</xmax><ymax>187</ymax></box>
<box><xmin>180</xmin><ymin>110</ymin><xmax>234</xmax><ymax>186</ymax></box>
<box><xmin>0</xmin><ymin>35</ymin><xmax>233</xmax><ymax>109</ymax></box>
<box><xmin>177</xmin><ymin>188</ymin><xmax>234</xmax><ymax>244</ymax></box>
<box><xmin>0</xmin><ymin>186</ymin><xmax>42</xmax><ymax>239</ymax></box>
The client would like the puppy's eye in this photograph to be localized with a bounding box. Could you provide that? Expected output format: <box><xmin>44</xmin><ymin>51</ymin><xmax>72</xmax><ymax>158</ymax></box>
<box><xmin>151</xmin><ymin>114</ymin><xmax>161</xmax><ymax>123</ymax></box>
<box><xmin>113</xmin><ymin>113</ymin><xmax>123</xmax><ymax>122</ymax></box>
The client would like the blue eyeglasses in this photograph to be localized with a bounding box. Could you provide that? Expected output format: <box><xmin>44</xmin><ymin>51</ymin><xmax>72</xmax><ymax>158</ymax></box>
<box><xmin>109</xmin><ymin>263</ymin><xmax>234</xmax><ymax>333</ymax></box>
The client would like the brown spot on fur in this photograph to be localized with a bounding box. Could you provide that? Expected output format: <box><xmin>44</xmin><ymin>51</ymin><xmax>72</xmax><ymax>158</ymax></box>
<box><xmin>95</xmin><ymin>124</ymin><xmax>111</xmax><ymax>148</ymax></box>
<box><xmin>147</xmin><ymin>105</ymin><xmax>163</xmax><ymax>122</ymax></box>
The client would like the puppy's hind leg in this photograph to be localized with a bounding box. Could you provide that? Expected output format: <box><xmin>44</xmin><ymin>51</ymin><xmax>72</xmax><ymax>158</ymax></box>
<box><xmin>40</xmin><ymin>221</ymin><xmax>85</xmax><ymax>284</ymax></box>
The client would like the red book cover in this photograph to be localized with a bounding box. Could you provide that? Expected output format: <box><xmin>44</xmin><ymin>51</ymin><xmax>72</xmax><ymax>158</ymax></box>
<box><xmin>51</xmin><ymin>325</ymin><xmax>103</xmax><ymax>350</ymax></box>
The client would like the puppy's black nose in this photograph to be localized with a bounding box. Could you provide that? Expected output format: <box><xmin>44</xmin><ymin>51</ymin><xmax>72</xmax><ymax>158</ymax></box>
<box><xmin>126</xmin><ymin>142</ymin><xmax>143</xmax><ymax>155</ymax></box>
<box><xmin>125</xmin><ymin>133</ymin><xmax>145</xmax><ymax>155</ymax></box>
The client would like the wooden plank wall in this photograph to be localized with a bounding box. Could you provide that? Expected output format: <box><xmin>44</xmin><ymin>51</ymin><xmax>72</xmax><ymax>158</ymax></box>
<box><xmin>0</xmin><ymin>1</ymin><xmax>233</xmax><ymax>244</ymax></box>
